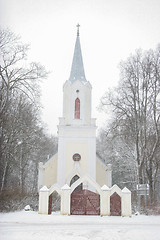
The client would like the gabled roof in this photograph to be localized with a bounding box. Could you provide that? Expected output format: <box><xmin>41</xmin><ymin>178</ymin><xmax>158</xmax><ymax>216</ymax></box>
<box><xmin>69</xmin><ymin>24</ymin><xmax>87</xmax><ymax>83</ymax></box>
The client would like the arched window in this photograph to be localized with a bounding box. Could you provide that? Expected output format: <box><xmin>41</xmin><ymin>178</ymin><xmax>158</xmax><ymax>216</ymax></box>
<box><xmin>75</xmin><ymin>98</ymin><xmax>80</xmax><ymax>119</ymax></box>
<box><xmin>70</xmin><ymin>175</ymin><xmax>82</xmax><ymax>193</ymax></box>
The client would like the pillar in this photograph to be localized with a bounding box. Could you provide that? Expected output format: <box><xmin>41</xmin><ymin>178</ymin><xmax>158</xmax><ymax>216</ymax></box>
<box><xmin>100</xmin><ymin>185</ymin><xmax>110</xmax><ymax>216</ymax></box>
<box><xmin>38</xmin><ymin>186</ymin><xmax>49</xmax><ymax>214</ymax></box>
<box><xmin>106</xmin><ymin>164</ymin><xmax>112</xmax><ymax>188</ymax></box>
<box><xmin>121</xmin><ymin>187</ymin><xmax>132</xmax><ymax>217</ymax></box>
<box><xmin>61</xmin><ymin>184</ymin><xmax>71</xmax><ymax>215</ymax></box>
<box><xmin>38</xmin><ymin>162</ymin><xmax>44</xmax><ymax>190</ymax></box>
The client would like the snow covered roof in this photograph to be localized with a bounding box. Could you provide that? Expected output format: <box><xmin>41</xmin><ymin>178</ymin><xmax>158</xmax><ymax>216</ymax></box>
<box><xmin>40</xmin><ymin>186</ymin><xmax>49</xmax><ymax>192</ymax></box>
<box><xmin>61</xmin><ymin>184</ymin><xmax>71</xmax><ymax>190</ymax></box>
<box><xmin>69</xmin><ymin>25</ymin><xmax>87</xmax><ymax>83</ymax></box>
<box><xmin>122</xmin><ymin>187</ymin><xmax>131</xmax><ymax>193</ymax></box>
<box><xmin>101</xmin><ymin>185</ymin><xmax>110</xmax><ymax>191</ymax></box>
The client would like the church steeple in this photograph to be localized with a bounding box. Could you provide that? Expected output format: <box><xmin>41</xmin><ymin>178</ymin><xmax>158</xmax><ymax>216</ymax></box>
<box><xmin>69</xmin><ymin>24</ymin><xmax>87</xmax><ymax>83</ymax></box>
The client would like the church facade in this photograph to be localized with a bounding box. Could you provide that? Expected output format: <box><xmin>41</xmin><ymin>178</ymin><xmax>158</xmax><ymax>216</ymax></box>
<box><xmin>38</xmin><ymin>25</ymin><xmax>131</xmax><ymax>217</ymax></box>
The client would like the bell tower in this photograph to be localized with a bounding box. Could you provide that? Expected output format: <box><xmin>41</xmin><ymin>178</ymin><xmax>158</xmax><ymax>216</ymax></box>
<box><xmin>57</xmin><ymin>25</ymin><xmax>97</xmax><ymax>187</ymax></box>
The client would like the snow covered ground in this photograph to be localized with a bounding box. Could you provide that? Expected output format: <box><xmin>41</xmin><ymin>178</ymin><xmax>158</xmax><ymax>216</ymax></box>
<box><xmin>0</xmin><ymin>211</ymin><xmax>160</xmax><ymax>240</ymax></box>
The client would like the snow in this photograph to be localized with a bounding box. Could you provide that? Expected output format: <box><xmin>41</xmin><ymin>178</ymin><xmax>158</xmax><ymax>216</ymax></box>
<box><xmin>40</xmin><ymin>186</ymin><xmax>49</xmax><ymax>191</ymax></box>
<box><xmin>101</xmin><ymin>185</ymin><xmax>109</xmax><ymax>190</ymax></box>
<box><xmin>122</xmin><ymin>187</ymin><xmax>131</xmax><ymax>193</ymax></box>
<box><xmin>24</xmin><ymin>205</ymin><xmax>31</xmax><ymax>211</ymax></box>
<box><xmin>61</xmin><ymin>184</ymin><xmax>71</xmax><ymax>190</ymax></box>
<box><xmin>0</xmin><ymin>211</ymin><xmax>160</xmax><ymax>240</ymax></box>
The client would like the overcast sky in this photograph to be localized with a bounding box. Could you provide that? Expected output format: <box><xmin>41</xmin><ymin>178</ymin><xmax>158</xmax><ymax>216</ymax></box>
<box><xmin>1</xmin><ymin>0</ymin><xmax>160</xmax><ymax>135</ymax></box>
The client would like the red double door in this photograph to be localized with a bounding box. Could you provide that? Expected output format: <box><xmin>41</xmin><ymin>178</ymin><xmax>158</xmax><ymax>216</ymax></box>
<box><xmin>71</xmin><ymin>189</ymin><xmax>100</xmax><ymax>215</ymax></box>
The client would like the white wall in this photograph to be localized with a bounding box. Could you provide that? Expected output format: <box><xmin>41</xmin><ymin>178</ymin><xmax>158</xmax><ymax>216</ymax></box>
<box><xmin>57</xmin><ymin>79</ymin><xmax>97</xmax><ymax>187</ymax></box>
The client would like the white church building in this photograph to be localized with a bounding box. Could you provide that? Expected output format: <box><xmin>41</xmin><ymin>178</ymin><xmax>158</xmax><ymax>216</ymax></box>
<box><xmin>38</xmin><ymin>25</ymin><xmax>131</xmax><ymax>217</ymax></box>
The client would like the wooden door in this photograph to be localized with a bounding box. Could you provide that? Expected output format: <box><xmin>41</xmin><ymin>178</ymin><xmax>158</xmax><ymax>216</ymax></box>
<box><xmin>48</xmin><ymin>194</ymin><xmax>52</xmax><ymax>215</ymax></box>
<box><xmin>71</xmin><ymin>189</ymin><xmax>100</xmax><ymax>215</ymax></box>
<box><xmin>110</xmin><ymin>192</ymin><xmax>121</xmax><ymax>216</ymax></box>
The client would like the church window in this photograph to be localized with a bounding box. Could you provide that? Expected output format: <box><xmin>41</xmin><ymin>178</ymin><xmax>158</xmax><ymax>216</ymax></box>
<box><xmin>70</xmin><ymin>175</ymin><xmax>80</xmax><ymax>186</ymax></box>
<box><xmin>75</xmin><ymin>98</ymin><xmax>80</xmax><ymax>119</ymax></box>
<box><xmin>73</xmin><ymin>153</ymin><xmax>81</xmax><ymax>161</ymax></box>
<box><xmin>70</xmin><ymin>175</ymin><xmax>82</xmax><ymax>193</ymax></box>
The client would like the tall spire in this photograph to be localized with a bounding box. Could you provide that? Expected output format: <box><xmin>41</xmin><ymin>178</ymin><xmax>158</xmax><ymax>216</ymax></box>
<box><xmin>69</xmin><ymin>24</ymin><xmax>87</xmax><ymax>83</ymax></box>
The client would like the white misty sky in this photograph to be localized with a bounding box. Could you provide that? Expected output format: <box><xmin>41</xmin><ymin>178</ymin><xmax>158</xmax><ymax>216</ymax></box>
<box><xmin>1</xmin><ymin>0</ymin><xmax>160</xmax><ymax>135</ymax></box>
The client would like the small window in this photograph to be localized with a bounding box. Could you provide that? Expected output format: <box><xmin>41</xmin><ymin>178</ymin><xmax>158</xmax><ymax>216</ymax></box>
<box><xmin>75</xmin><ymin>98</ymin><xmax>80</xmax><ymax>119</ymax></box>
<box><xmin>73</xmin><ymin>153</ymin><xmax>81</xmax><ymax>161</ymax></box>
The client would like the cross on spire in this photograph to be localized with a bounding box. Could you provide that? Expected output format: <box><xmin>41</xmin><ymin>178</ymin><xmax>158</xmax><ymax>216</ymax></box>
<box><xmin>76</xmin><ymin>23</ymin><xmax>80</xmax><ymax>36</ymax></box>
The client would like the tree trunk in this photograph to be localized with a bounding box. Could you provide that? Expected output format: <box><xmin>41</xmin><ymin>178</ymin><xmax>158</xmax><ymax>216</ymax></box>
<box><xmin>0</xmin><ymin>161</ymin><xmax>8</xmax><ymax>192</ymax></box>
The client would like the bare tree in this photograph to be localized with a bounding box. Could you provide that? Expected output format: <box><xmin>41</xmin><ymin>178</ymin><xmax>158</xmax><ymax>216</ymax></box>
<box><xmin>100</xmin><ymin>46</ymin><xmax>160</xmax><ymax>203</ymax></box>
<box><xmin>0</xmin><ymin>28</ymin><xmax>48</xmax><ymax>193</ymax></box>
<box><xmin>97</xmin><ymin>125</ymin><xmax>137</xmax><ymax>190</ymax></box>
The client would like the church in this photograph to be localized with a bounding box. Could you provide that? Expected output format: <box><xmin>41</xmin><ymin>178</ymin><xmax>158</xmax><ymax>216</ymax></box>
<box><xmin>38</xmin><ymin>25</ymin><xmax>131</xmax><ymax>217</ymax></box>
